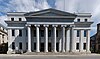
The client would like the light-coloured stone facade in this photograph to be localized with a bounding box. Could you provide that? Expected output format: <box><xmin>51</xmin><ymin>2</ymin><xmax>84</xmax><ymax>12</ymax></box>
<box><xmin>5</xmin><ymin>8</ymin><xmax>93</xmax><ymax>54</ymax></box>
<box><xmin>0</xmin><ymin>24</ymin><xmax>7</xmax><ymax>44</ymax></box>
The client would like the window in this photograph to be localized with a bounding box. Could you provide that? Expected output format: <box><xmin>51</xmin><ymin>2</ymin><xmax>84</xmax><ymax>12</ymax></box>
<box><xmin>34</xmin><ymin>43</ymin><xmax>36</xmax><ymax>50</ymax></box>
<box><xmin>12</xmin><ymin>30</ymin><xmax>15</xmax><ymax>36</ymax></box>
<box><xmin>12</xmin><ymin>42</ymin><xmax>15</xmax><ymax>50</ymax></box>
<box><xmin>84</xmin><ymin>30</ymin><xmax>87</xmax><ymax>37</ymax></box>
<box><xmin>11</xmin><ymin>18</ymin><xmax>14</xmax><ymax>21</ymax></box>
<box><xmin>19</xmin><ymin>30</ymin><xmax>22</xmax><ymax>36</ymax></box>
<box><xmin>19</xmin><ymin>42</ymin><xmax>22</xmax><ymax>50</ymax></box>
<box><xmin>41</xmin><ymin>30</ymin><xmax>44</xmax><ymax>37</ymax></box>
<box><xmin>56</xmin><ymin>30</ymin><xmax>58</xmax><ymax>37</ymax></box>
<box><xmin>77</xmin><ymin>19</ymin><xmax>80</xmax><ymax>22</ymax></box>
<box><xmin>26</xmin><ymin>30</ymin><xmax>27</xmax><ymax>36</ymax></box>
<box><xmin>85</xmin><ymin>19</ymin><xmax>87</xmax><ymax>22</ymax></box>
<box><xmin>26</xmin><ymin>42</ymin><xmax>28</xmax><ymax>49</ymax></box>
<box><xmin>76</xmin><ymin>43</ymin><xmax>79</xmax><ymax>50</ymax></box>
<box><xmin>83</xmin><ymin>43</ymin><xmax>86</xmax><ymax>49</ymax></box>
<box><xmin>48</xmin><ymin>30</ymin><xmax>51</xmax><ymax>37</ymax></box>
<box><xmin>77</xmin><ymin>30</ymin><xmax>80</xmax><ymax>37</ymax></box>
<box><xmin>19</xmin><ymin>18</ymin><xmax>22</xmax><ymax>21</ymax></box>
<box><xmin>34</xmin><ymin>30</ymin><xmax>36</xmax><ymax>37</ymax></box>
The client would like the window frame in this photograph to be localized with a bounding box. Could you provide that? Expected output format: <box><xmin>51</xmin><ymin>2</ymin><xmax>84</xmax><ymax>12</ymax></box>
<box><xmin>12</xmin><ymin>30</ymin><xmax>15</xmax><ymax>36</ymax></box>
<box><xmin>11</xmin><ymin>18</ymin><xmax>14</xmax><ymax>21</ymax></box>
<box><xmin>77</xmin><ymin>30</ymin><xmax>80</xmax><ymax>37</ymax></box>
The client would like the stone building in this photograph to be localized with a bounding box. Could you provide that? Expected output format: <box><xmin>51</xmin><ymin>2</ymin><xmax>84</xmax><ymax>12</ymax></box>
<box><xmin>0</xmin><ymin>24</ymin><xmax>7</xmax><ymax>44</ymax></box>
<box><xmin>5</xmin><ymin>8</ymin><xmax>93</xmax><ymax>54</ymax></box>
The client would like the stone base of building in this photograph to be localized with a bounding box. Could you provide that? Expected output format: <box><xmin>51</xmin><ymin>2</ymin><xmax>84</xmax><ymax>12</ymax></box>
<box><xmin>7</xmin><ymin>50</ymin><xmax>15</xmax><ymax>54</ymax></box>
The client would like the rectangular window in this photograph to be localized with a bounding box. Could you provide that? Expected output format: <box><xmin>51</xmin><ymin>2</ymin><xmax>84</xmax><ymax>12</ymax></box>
<box><xmin>12</xmin><ymin>30</ymin><xmax>15</xmax><ymax>36</ymax></box>
<box><xmin>11</xmin><ymin>18</ymin><xmax>14</xmax><ymax>21</ymax></box>
<box><xmin>48</xmin><ymin>30</ymin><xmax>51</xmax><ymax>37</ymax></box>
<box><xmin>19</xmin><ymin>18</ymin><xmax>22</xmax><ymax>21</ymax></box>
<box><xmin>26</xmin><ymin>30</ymin><xmax>27</xmax><ymax>36</ymax></box>
<box><xmin>19</xmin><ymin>30</ymin><xmax>22</xmax><ymax>36</ymax></box>
<box><xmin>85</xmin><ymin>19</ymin><xmax>87</xmax><ymax>22</ymax></box>
<box><xmin>34</xmin><ymin>43</ymin><xmax>36</xmax><ymax>50</ymax></box>
<box><xmin>56</xmin><ymin>30</ymin><xmax>58</xmax><ymax>37</ymax></box>
<box><xmin>41</xmin><ymin>30</ymin><xmax>44</xmax><ymax>37</ymax></box>
<box><xmin>34</xmin><ymin>30</ymin><xmax>36</xmax><ymax>37</ymax></box>
<box><xmin>19</xmin><ymin>42</ymin><xmax>22</xmax><ymax>50</ymax></box>
<box><xmin>77</xmin><ymin>30</ymin><xmax>80</xmax><ymax>37</ymax></box>
<box><xmin>12</xmin><ymin>42</ymin><xmax>15</xmax><ymax>50</ymax></box>
<box><xmin>77</xmin><ymin>19</ymin><xmax>80</xmax><ymax>22</ymax></box>
<box><xmin>83</xmin><ymin>43</ymin><xmax>86</xmax><ymax>49</ymax></box>
<box><xmin>76</xmin><ymin>43</ymin><xmax>79</xmax><ymax>50</ymax></box>
<box><xmin>84</xmin><ymin>30</ymin><xmax>87</xmax><ymax>37</ymax></box>
<box><xmin>26</xmin><ymin>42</ymin><xmax>28</xmax><ymax>49</ymax></box>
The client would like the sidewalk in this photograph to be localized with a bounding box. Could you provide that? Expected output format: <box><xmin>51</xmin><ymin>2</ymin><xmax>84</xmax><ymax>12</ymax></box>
<box><xmin>0</xmin><ymin>53</ymin><xmax>99</xmax><ymax>57</ymax></box>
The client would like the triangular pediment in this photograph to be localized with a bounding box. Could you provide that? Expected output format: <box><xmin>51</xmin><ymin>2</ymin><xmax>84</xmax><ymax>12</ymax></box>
<box><xmin>24</xmin><ymin>8</ymin><xmax>77</xmax><ymax>16</ymax></box>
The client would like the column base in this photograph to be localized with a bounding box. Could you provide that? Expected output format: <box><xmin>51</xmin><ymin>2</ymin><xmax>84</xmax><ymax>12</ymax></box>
<box><xmin>44</xmin><ymin>50</ymin><xmax>48</xmax><ymax>52</ymax></box>
<box><xmin>86</xmin><ymin>50</ymin><xmax>91</xmax><ymax>54</ymax></box>
<box><xmin>27</xmin><ymin>50</ymin><xmax>32</xmax><ymax>52</ymax></box>
<box><xmin>7</xmin><ymin>50</ymin><xmax>15</xmax><ymax>54</ymax></box>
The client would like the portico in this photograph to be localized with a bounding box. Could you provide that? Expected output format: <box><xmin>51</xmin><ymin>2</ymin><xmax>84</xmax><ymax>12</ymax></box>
<box><xmin>6</xmin><ymin>8</ymin><xmax>93</xmax><ymax>54</ymax></box>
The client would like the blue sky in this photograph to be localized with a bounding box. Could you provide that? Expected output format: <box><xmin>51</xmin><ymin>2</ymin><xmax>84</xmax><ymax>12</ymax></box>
<box><xmin>0</xmin><ymin>0</ymin><xmax>100</xmax><ymax>36</ymax></box>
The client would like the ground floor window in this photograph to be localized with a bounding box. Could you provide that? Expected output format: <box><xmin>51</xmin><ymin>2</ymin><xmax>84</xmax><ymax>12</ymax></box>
<box><xmin>76</xmin><ymin>43</ymin><xmax>79</xmax><ymax>50</ymax></box>
<box><xmin>26</xmin><ymin>42</ymin><xmax>28</xmax><ymax>49</ymax></box>
<box><xmin>34</xmin><ymin>43</ymin><xmax>36</xmax><ymax>50</ymax></box>
<box><xmin>12</xmin><ymin>42</ymin><xmax>15</xmax><ymax>50</ymax></box>
<box><xmin>83</xmin><ymin>43</ymin><xmax>86</xmax><ymax>49</ymax></box>
<box><xmin>19</xmin><ymin>42</ymin><xmax>22</xmax><ymax>50</ymax></box>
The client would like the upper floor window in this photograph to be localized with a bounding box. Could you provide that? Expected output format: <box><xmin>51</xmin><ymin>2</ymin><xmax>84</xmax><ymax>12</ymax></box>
<box><xmin>19</xmin><ymin>18</ymin><xmax>22</xmax><ymax>21</ymax></box>
<box><xmin>19</xmin><ymin>30</ymin><xmax>22</xmax><ymax>36</ymax></box>
<box><xmin>11</xmin><ymin>18</ymin><xmax>14</xmax><ymax>21</ymax></box>
<box><xmin>84</xmin><ymin>30</ymin><xmax>87</xmax><ymax>37</ymax></box>
<box><xmin>48</xmin><ymin>30</ymin><xmax>51</xmax><ymax>37</ymax></box>
<box><xmin>77</xmin><ymin>19</ymin><xmax>80</xmax><ymax>22</ymax></box>
<box><xmin>12</xmin><ymin>30</ymin><xmax>15</xmax><ymax>36</ymax></box>
<box><xmin>77</xmin><ymin>30</ymin><xmax>80</xmax><ymax>37</ymax></box>
<box><xmin>41</xmin><ymin>30</ymin><xmax>44</xmax><ymax>37</ymax></box>
<box><xmin>34</xmin><ymin>30</ymin><xmax>36</xmax><ymax>37</ymax></box>
<box><xmin>85</xmin><ymin>19</ymin><xmax>87</xmax><ymax>22</ymax></box>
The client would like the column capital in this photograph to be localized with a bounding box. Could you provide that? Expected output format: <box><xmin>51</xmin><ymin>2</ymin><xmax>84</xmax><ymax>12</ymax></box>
<box><xmin>26</xmin><ymin>24</ymin><xmax>31</xmax><ymax>27</ymax></box>
<box><xmin>52</xmin><ymin>25</ymin><xmax>58</xmax><ymax>27</ymax></box>
<box><xmin>43</xmin><ymin>25</ymin><xmax>49</xmax><ymax>27</ymax></box>
<box><xmin>70</xmin><ymin>25</ymin><xmax>75</xmax><ymax>27</ymax></box>
<box><xmin>61</xmin><ymin>25</ymin><xmax>67</xmax><ymax>27</ymax></box>
<box><xmin>34</xmin><ymin>24</ymin><xmax>40</xmax><ymax>27</ymax></box>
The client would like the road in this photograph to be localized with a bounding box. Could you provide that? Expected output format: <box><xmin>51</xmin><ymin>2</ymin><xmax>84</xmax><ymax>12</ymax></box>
<box><xmin>0</xmin><ymin>54</ymin><xmax>100</xmax><ymax>59</ymax></box>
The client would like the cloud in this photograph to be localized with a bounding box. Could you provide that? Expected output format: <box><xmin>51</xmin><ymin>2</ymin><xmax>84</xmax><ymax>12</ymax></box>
<box><xmin>0</xmin><ymin>0</ymin><xmax>50</xmax><ymax>27</ymax></box>
<box><xmin>55</xmin><ymin>0</ymin><xmax>100</xmax><ymax>36</ymax></box>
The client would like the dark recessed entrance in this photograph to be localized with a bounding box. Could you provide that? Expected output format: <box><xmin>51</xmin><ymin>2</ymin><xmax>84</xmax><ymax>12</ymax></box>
<box><xmin>40</xmin><ymin>43</ymin><xmax>44</xmax><ymax>52</ymax></box>
<box><xmin>48</xmin><ymin>43</ymin><xmax>51</xmax><ymax>52</ymax></box>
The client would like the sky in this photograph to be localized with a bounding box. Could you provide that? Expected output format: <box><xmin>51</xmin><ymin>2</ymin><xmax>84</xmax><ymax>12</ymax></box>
<box><xmin>0</xmin><ymin>0</ymin><xmax>100</xmax><ymax>36</ymax></box>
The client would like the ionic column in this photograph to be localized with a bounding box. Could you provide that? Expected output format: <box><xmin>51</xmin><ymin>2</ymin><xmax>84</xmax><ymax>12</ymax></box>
<box><xmin>61</xmin><ymin>25</ymin><xmax>66</xmax><ymax>52</ymax></box>
<box><xmin>65</xmin><ymin>29</ymin><xmax>70</xmax><ymax>52</ymax></box>
<box><xmin>70</xmin><ymin>25</ymin><xmax>75</xmax><ymax>52</ymax></box>
<box><xmin>44</xmin><ymin>25</ymin><xmax>49</xmax><ymax>52</ymax></box>
<box><xmin>79</xmin><ymin>30</ymin><xmax>83</xmax><ymax>52</ymax></box>
<box><xmin>52</xmin><ymin>25</ymin><xmax>58</xmax><ymax>52</ymax></box>
<box><xmin>27</xmin><ymin>25</ymin><xmax>32</xmax><ymax>52</ymax></box>
<box><xmin>86</xmin><ymin>30</ymin><xmax>90</xmax><ymax>52</ymax></box>
<box><xmin>35</xmin><ymin>25</ymin><xmax>40</xmax><ymax>52</ymax></box>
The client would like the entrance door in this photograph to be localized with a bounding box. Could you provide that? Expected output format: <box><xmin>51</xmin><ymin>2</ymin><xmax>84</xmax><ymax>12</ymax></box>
<box><xmin>48</xmin><ymin>43</ymin><xmax>51</xmax><ymax>52</ymax></box>
<box><xmin>56</xmin><ymin>43</ymin><xmax>59</xmax><ymax>52</ymax></box>
<box><xmin>40</xmin><ymin>43</ymin><xmax>44</xmax><ymax>52</ymax></box>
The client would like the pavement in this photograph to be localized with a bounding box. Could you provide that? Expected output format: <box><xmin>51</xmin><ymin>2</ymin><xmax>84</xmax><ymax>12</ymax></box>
<box><xmin>0</xmin><ymin>54</ymin><xmax>100</xmax><ymax>59</ymax></box>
